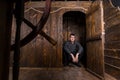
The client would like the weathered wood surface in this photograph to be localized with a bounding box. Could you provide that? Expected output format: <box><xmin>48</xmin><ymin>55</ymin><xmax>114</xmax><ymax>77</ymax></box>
<box><xmin>86</xmin><ymin>1</ymin><xmax>104</xmax><ymax>79</ymax></box>
<box><xmin>105</xmin><ymin>41</ymin><xmax>120</xmax><ymax>49</ymax></box>
<box><xmin>105</xmin><ymin>23</ymin><xmax>120</xmax><ymax>49</ymax></box>
<box><xmin>105</xmin><ymin>63</ymin><xmax>120</xmax><ymax>80</ymax></box>
<box><xmin>105</xmin><ymin>49</ymin><xmax>120</xmax><ymax>58</ymax></box>
<box><xmin>104</xmin><ymin>0</ymin><xmax>120</xmax><ymax>79</ymax></box>
<box><xmin>25</xmin><ymin>1</ymin><xmax>91</xmax><ymax>10</ymax></box>
<box><xmin>105</xmin><ymin>56</ymin><xmax>120</xmax><ymax>68</ymax></box>
<box><xmin>87</xmin><ymin>41</ymin><xmax>104</xmax><ymax>78</ymax></box>
<box><xmin>105</xmin><ymin>24</ymin><xmax>120</xmax><ymax>42</ymax></box>
<box><xmin>9</xmin><ymin>67</ymin><xmax>100</xmax><ymax>80</ymax></box>
<box><xmin>10</xmin><ymin>1</ymin><xmax>91</xmax><ymax>67</ymax></box>
<box><xmin>9</xmin><ymin>67</ymin><xmax>117</xmax><ymax>80</ymax></box>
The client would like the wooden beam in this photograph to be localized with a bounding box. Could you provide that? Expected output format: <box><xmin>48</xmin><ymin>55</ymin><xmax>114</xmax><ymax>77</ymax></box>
<box><xmin>0</xmin><ymin>1</ymin><xmax>13</xmax><ymax>80</ymax></box>
<box><xmin>23</xmin><ymin>18</ymin><xmax>57</xmax><ymax>45</ymax></box>
<box><xmin>13</xmin><ymin>0</ymin><xmax>24</xmax><ymax>80</ymax></box>
<box><xmin>11</xmin><ymin>0</ymin><xmax>51</xmax><ymax>50</ymax></box>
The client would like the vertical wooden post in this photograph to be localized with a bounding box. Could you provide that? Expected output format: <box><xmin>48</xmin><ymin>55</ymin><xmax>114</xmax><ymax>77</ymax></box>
<box><xmin>13</xmin><ymin>0</ymin><xmax>24</xmax><ymax>80</ymax></box>
<box><xmin>0</xmin><ymin>1</ymin><xmax>13</xmax><ymax>80</ymax></box>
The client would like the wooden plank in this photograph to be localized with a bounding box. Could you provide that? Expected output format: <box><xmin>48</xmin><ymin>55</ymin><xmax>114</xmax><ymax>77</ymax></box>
<box><xmin>105</xmin><ymin>12</ymin><xmax>120</xmax><ymax>29</ymax></box>
<box><xmin>105</xmin><ymin>41</ymin><xmax>120</xmax><ymax>49</ymax></box>
<box><xmin>56</xmin><ymin>11</ymin><xmax>63</xmax><ymax>67</ymax></box>
<box><xmin>87</xmin><ymin>1</ymin><xmax>100</xmax><ymax>17</ymax></box>
<box><xmin>44</xmin><ymin>15</ymin><xmax>50</xmax><ymax>67</ymax></box>
<box><xmin>25</xmin><ymin>1</ymin><xmax>91</xmax><ymax>9</ymax></box>
<box><xmin>36</xmin><ymin>13</ymin><xmax>44</xmax><ymax>67</ymax></box>
<box><xmin>105</xmin><ymin>73</ymin><xmax>117</xmax><ymax>80</ymax></box>
<box><xmin>105</xmin><ymin>24</ymin><xmax>120</xmax><ymax>41</ymax></box>
<box><xmin>87</xmin><ymin>40</ymin><xmax>104</xmax><ymax>78</ymax></box>
<box><xmin>105</xmin><ymin>56</ymin><xmax>120</xmax><ymax>68</ymax></box>
<box><xmin>42</xmin><ymin>15</ymin><xmax>51</xmax><ymax>67</ymax></box>
<box><xmin>104</xmin><ymin>0</ymin><xmax>120</xmax><ymax>79</ymax></box>
<box><xmin>105</xmin><ymin>63</ymin><xmax>120</xmax><ymax>79</ymax></box>
<box><xmin>105</xmin><ymin>9</ymin><xmax>120</xmax><ymax>21</ymax></box>
<box><xmin>86</xmin><ymin>6</ymin><xmax>102</xmax><ymax>39</ymax></box>
<box><xmin>86</xmin><ymin>1</ymin><xmax>104</xmax><ymax>79</ymax></box>
<box><xmin>87</xmin><ymin>68</ymin><xmax>104</xmax><ymax>80</ymax></box>
<box><xmin>50</xmin><ymin>13</ymin><xmax>57</xmax><ymax>67</ymax></box>
<box><xmin>105</xmin><ymin>23</ymin><xmax>120</xmax><ymax>34</ymax></box>
<box><xmin>104</xmin><ymin>49</ymin><xmax>120</xmax><ymax>58</ymax></box>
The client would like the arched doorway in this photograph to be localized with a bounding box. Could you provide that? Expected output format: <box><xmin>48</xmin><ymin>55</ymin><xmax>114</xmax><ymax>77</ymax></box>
<box><xmin>63</xmin><ymin>11</ymin><xmax>86</xmax><ymax>66</ymax></box>
<box><xmin>62</xmin><ymin>1</ymin><xmax>105</xmax><ymax>78</ymax></box>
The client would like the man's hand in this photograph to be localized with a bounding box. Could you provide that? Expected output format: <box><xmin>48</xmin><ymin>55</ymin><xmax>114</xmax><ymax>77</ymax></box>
<box><xmin>70</xmin><ymin>53</ymin><xmax>80</xmax><ymax>63</ymax></box>
<box><xmin>70</xmin><ymin>53</ymin><xmax>76</xmax><ymax>62</ymax></box>
<box><xmin>75</xmin><ymin>53</ymin><xmax>80</xmax><ymax>63</ymax></box>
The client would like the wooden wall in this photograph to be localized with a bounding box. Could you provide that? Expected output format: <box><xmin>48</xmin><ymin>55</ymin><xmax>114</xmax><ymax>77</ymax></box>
<box><xmin>10</xmin><ymin>1</ymin><xmax>91</xmax><ymax>67</ymax></box>
<box><xmin>104</xmin><ymin>0</ymin><xmax>120</xmax><ymax>79</ymax></box>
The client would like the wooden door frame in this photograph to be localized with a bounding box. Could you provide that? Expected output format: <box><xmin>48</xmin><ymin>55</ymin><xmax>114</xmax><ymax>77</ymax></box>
<box><xmin>59</xmin><ymin>1</ymin><xmax>105</xmax><ymax>79</ymax></box>
<box><xmin>57</xmin><ymin>7</ymin><xmax>87</xmax><ymax>66</ymax></box>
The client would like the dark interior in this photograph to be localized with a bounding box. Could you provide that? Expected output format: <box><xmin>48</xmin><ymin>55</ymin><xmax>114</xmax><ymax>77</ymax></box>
<box><xmin>63</xmin><ymin>11</ymin><xmax>86</xmax><ymax>67</ymax></box>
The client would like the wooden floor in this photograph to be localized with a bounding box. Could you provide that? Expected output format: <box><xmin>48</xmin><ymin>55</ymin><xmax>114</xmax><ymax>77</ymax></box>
<box><xmin>9</xmin><ymin>66</ymin><xmax>116</xmax><ymax>80</ymax></box>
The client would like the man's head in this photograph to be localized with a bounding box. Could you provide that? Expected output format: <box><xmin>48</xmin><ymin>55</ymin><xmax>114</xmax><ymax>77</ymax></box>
<box><xmin>70</xmin><ymin>33</ymin><xmax>76</xmax><ymax>42</ymax></box>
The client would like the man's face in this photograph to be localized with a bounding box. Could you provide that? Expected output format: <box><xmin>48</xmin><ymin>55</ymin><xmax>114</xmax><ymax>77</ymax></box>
<box><xmin>70</xmin><ymin>35</ymin><xmax>75</xmax><ymax>42</ymax></box>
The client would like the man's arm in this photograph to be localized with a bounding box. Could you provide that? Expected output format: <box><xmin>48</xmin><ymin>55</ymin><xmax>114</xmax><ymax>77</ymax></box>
<box><xmin>74</xmin><ymin>42</ymin><xmax>83</xmax><ymax>63</ymax></box>
<box><xmin>76</xmin><ymin>42</ymin><xmax>83</xmax><ymax>55</ymax></box>
<box><xmin>63</xmin><ymin>42</ymin><xmax>71</xmax><ymax>54</ymax></box>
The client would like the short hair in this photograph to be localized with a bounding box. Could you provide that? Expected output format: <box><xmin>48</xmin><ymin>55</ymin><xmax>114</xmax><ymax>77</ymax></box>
<box><xmin>70</xmin><ymin>33</ymin><xmax>75</xmax><ymax>36</ymax></box>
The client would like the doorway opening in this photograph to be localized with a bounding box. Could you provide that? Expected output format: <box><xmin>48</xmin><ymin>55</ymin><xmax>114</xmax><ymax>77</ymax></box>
<box><xmin>63</xmin><ymin>11</ymin><xmax>86</xmax><ymax>67</ymax></box>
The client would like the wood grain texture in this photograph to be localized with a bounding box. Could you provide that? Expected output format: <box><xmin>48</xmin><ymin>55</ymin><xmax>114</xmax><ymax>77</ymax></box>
<box><xmin>87</xmin><ymin>41</ymin><xmax>104</xmax><ymax>78</ymax></box>
<box><xmin>105</xmin><ymin>56</ymin><xmax>120</xmax><ymax>68</ymax></box>
<box><xmin>86</xmin><ymin>1</ymin><xmax>104</xmax><ymax>79</ymax></box>
<box><xmin>105</xmin><ymin>49</ymin><xmax>120</xmax><ymax>58</ymax></box>
<box><xmin>104</xmin><ymin>0</ymin><xmax>120</xmax><ymax>79</ymax></box>
<box><xmin>9</xmin><ymin>67</ymin><xmax>100</xmax><ymax>80</ymax></box>
<box><xmin>10</xmin><ymin>1</ymin><xmax>91</xmax><ymax>67</ymax></box>
<box><xmin>105</xmin><ymin>63</ymin><xmax>120</xmax><ymax>80</ymax></box>
<box><xmin>105</xmin><ymin>24</ymin><xmax>120</xmax><ymax>42</ymax></box>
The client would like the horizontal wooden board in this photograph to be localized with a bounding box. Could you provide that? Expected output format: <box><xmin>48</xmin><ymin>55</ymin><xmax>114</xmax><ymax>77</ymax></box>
<box><xmin>105</xmin><ymin>56</ymin><xmax>120</xmax><ymax>68</ymax></box>
<box><xmin>105</xmin><ymin>63</ymin><xmax>120</xmax><ymax>80</ymax></box>
<box><xmin>105</xmin><ymin>23</ymin><xmax>120</xmax><ymax>33</ymax></box>
<box><xmin>104</xmin><ymin>0</ymin><xmax>119</xmax><ymax>20</ymax></box>
<box><xmin>105</xmin><ymin>41</ymin><xmax>120</xmax><ymax>49</ymax></box>
<box><xmin>104</xmin><ymin>49</ymin><xmax>120</xmax><ymax>58</ymax></box>
<box><xmin>104</xmin><ymin>0</ymin><xmax>120</xmax><ymax>79</ymax></box>
<box><xmin>105</xmin><ymin>24</ymin><xmax>120</xmax><ymax>41</ymax></box>
<box><xmin>105</xmin><ymin>11</ymin><xmax>120</xmax><ymax>28</ymax></box>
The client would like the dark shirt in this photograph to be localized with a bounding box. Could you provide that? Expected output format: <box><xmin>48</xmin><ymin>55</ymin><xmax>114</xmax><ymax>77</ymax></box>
<box><xmin>63</xmin><ymin>41</ymin><xmax>83</xmax><ymax>55</ymax></box>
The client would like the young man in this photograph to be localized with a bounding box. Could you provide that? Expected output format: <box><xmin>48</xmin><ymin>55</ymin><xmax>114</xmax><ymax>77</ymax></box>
<box><xmin>63</xmin><ymin>33</ymin><xmax>83</xmax><ymax>67</ymax></box>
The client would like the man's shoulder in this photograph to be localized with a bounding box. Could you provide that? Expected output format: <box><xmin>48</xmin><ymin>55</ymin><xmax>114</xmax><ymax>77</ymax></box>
<box><xmin>63</xmin><ymin>41</ymin><xmax>70</xmax><ymax>44</ymax></box>
<box><xmin>75</xmin><ymin>41</ymin><xmax>81</xmax><ymax>45</ymax></box>
<box><xmin>75</xmin><ymin>41</ymin><xmax>79</xmax><ymax>44</ymax></box>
